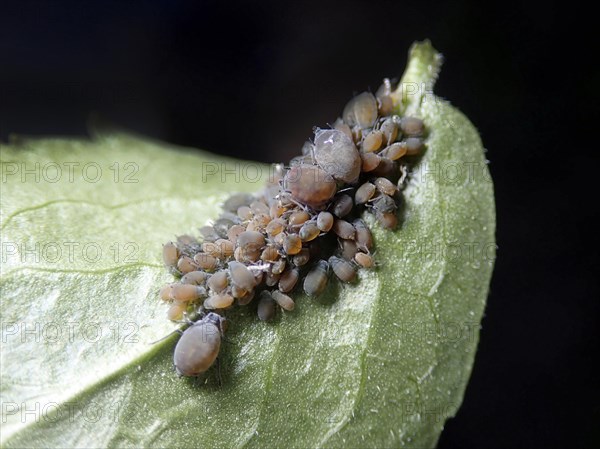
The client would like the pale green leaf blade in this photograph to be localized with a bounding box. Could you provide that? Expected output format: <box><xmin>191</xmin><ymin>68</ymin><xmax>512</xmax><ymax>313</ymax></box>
<box><xmin>1</xmin><ymin>41</ymin><xmax>495</xmax><ymax>448</ymax></box>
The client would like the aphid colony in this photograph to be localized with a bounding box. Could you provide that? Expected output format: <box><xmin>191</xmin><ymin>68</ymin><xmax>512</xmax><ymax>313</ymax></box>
<box><xmin>160</xmin><ymin>79</ymin><xmax>425</xmax><ymax>376</ymax></box>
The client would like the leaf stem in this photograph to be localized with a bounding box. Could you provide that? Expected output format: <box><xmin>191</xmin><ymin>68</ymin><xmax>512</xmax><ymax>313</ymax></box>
<box><xmin>392</xmin><ymin>40</ymin><xmax>444</xmax><ymax>116</ymax></box>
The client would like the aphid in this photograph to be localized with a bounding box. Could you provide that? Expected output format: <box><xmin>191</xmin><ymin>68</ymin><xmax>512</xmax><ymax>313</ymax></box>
<box><xmin>193</xmin><ymin>253</ymin><xmax>218</xmax><ymax>271</ymax></box>
<box><xmin>355</xmin><ymin>182</ymin><xmax>376</xmax><ymax>205</ymax></box>
<box><xmin>227</xmin><ymin>224</ymin><xmax>245</xmax><ymax>245</ymax></box>
<box><xmin>223</xmin><ymin>193</ymin><xmax>254</xmax><ymax>213</ymax></box>
<box><xmin>257</xmin><ymin>291</ymin><xmax>276</xmax><ymax>321</ymax></box>
<box><xmin>206</xmin><ymin>239</ymin><xmax>234</xmax><ymax>259</ymax></box>
<box><xmin>237</xmin><ymin>205</ymin><xmax>253</xmax><ymax>220</ymax></box>
<box><xmin>163</xmin><ymin>242</ymin><xmax>180</xmax><ymax>268</ymax></box>
<box><xmin>340</xmin><ymin>239</ymin><xmax>358</xmax><ymax>261</ymax></box>
<box><xmin>236</xmin><ymin>231</ymin><xmax>266</xmax><ymax>261</ymax></box>
<box><xmin>231</xmin><ymin>284</ymin><xmax>248</xmax><ymax>299</ymax></box>
<box><xmin>181</xmin><ymin>271</ymin><xmax>209</xmax><ymax>285</ymax></box>
<box><xmin>199</xmin><ymin>226</ymin><xmax>220</xmax><ymax>243</ymax></box>
<box><xmin>292</xmin><ymin>248</ymin><xmax>310</xmax><ymax>266</ymax></box>
<box><xmin>272</xmin><ymin>290</ymin><xmax>295</xmax><ymax>311</ymax></box>
<box><xmin>329</xmin><ymin>255</ymin><xmax>357</xmax><ymax>283</ymax></box>
<box><xmin>260</xmin><ymin>245</ymin><xmax>280</xmax><ymax>262</ymax></box>
<box><xmin>170</xmin><ymin>283</ymin><xmax>207</xmax><ymax>302</ymax></box>
<box><xmin>273</xmin><ymin>231</ymin><xmax>286</xmax><ymax>246</ymax></box>
<box><xmin>279</xmin><ymin>268</ymin><xmax>300</xmax><ymax>293</ymax></box>
<box><xmin>284</xmin><ymin>164</ymin><xmax>337</xmax><ymax>209</ymax></box>
<box><xmin>370</xmin><ymin>157</ymin><xmax>397</xmax><ymax>179</ymax></box>
<box><xmin>265</xmin><ymin>270</ymin><xmax>281</xmax><ymax>286</ymax></box>
<box><xmin>361</xmin><ymin>130</ymin><xmax>383</xmax><ymax>153</ymax></box>
<box><xmin>207</xmin><ymin>270</ymin><xmax>229</xmax><ymax>293</ymax></box>
<box><xmin>301</xmin><ymin>140</ymin><xmax>315</xmax><ymax>156</ymax></box>
<box><xmin>377</xmin><ymin>95</ymin><xmax>393</xmax><ymax>116</ymax></box>
<box><xmin>377</xmin><ymin>211</ymin><xmax>398</xmax><ymax>230</ymax></box>
<box><xmin>372</xmin><ymin>194</ymin><xmax>397</xmax><ymax>214</ymax></box>
<box><xmin>201</xmin><ymin>241</ymin><xmax>221</xmax><ymax>258</ymax></box>
<box><xmin>400</xmin><ymin>117</ymin><xmax>424</xmax><ymax>136</ymax></box>
<box><xmin>159</xmin><ymin>284</ymin><xmax>173</xmax><ymax>301</ymax></box>
<box><xmin>379</xmin><ymin>142</ymin><xmax>407</xmax><ymax>161</ymax></box>
<box><xmin>379</xmin><ymin>117</ymin><xmax>399</xmax><ymax>145</ymax></box>
<box><xmin>404</xmin><ymin>137</ymin><xmax>424</xmax><ymax>155</ymax></box>
<box><xmin>353</xmin><ymin>219</ymin><xmax>374</xmax><ymax>251</ymax></box>
<box><xmin>303</xmin><ymin>260</ymin><xmax>330</xmax><ymax>296</ymax></box>
<box><xmin>375</xmin><ymin>78</ymin><xmax>392</xmax><ymax>99</ymax></box>
<box><xmin>250</xmin><ymin>215</ymin><xmax>270</xmax><ymax>232</ymax></box>
<box><xmin>316</xmin><ymin>211</ymin><xmax>334</xmax><ymax>232</ymax></box>
<box><xmin>250</xmin><ymin>200</ymin><xmax>270</xmax><ymax>216</ymax></box>
<box><xmin>374</xmin><ymin>177</ymin><xmax>397</xmax><ymax>196</ymax></box>
<box><xmin>354</xmin><ymin>251</ymin><xmax>375</xmax><ymax>268</ymax></box>
<box><xmin>331</xmin><ymin>194</ymin><xmax>354</xmax><ymax>218</ymax></box>
<box><xmin>204</xmin><ymin>293</ymin><xmax>234</xmax><ymax>309</ymax></box>
<box><xmin>288</xmin><ymin>210</ymin><xmax>310</xmax><ymax>227</ymax></box>
<box><xmin>283</xmin><ymin>234</ymin><xmax>302</xmax><ymax>255</ymax></box>
<box><xmin>168</xmin><ymin>300</ymin><xmax>188</xmax><ymax>321</ymax></box>
<box><xmin>272</xmin><ymin>259</ymin><xmax>286</xmax><ymax>275</ymax></box>
<box><xmin>333</xmin><ymin>117</ymin><xmax>353</xmax><ymax>140</ymax></box>
<box><xmin>375</xmin><ymin>78</ymin><xmax>394</xmax><ymax>116</ymax></box>
<box><xmin>343</xmin><ymin>92</ymin><xmax>378</xmax><ymax>129</ymax></box>
<box><xmin>177</xmin><ymin>256</ymin><xmax>199</xmax><ymax>274</ymax></box>
<box><xmin>361</xmin><ymin>152</ymin><xmax>381</xmax><ymax>172</ymax></box>
<box><xmin>266</xmin><ymin>218</ymin><xmax>286</xmax><ymax>237</ymax></box>
<box><xmin>228</xmin><ymin>261</ymin><xmax>256</xmax><ymax>292</ymax></box>
<box><xmin>213</xmin><ymin>218</ymin><xmax>235</xmax><ymax>238</ymax></box>
<box><xmin>332</xmin><ymin>219</ymin><xmax>356</xmax><ymax>240</ymax></box>
<box><xmin>237</xmin><ymin>289</ymin><xmax>255</xmax><ymax>306</ymax></box>
<box><xmin>269</xmin><ymin>202</ymin><xmax>285</xmax><ymax>219</ymax></box>
<box><xmin>173</xmin><ymin>312</ymin><xmax>225</xmax><ymax>376</ymax></box>
<box><xmin>177</xmin><ymin>234</ymin><xmax>198</xmax><ymax>246</ymax></box>
<box><xmin>313</xmin><ymin>129</ymin><xmax>361</xmax><ymax>183</ymax></box>
<box><xmin>299</xmin><ymin>221</ymin><xmax>320</xmax><ymax>242</ymax></box>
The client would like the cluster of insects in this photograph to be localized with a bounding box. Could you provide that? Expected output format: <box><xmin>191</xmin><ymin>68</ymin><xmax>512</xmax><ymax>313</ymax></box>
<box><xmin>160</xmin><ymin>78</ymin><xmax>426</xmax><ymax>377</ymax></box>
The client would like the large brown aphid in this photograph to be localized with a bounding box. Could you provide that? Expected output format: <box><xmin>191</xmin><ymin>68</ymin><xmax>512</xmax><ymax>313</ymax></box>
<box><xmin>303</xmin><ymin>260</ymin><xmax>330</xmax><ymax>296</ymax></box>
<box><xmin>160</xmin><ymin>76</ymin><xmax>427</xmax><ymax>379</ymax></box>
<box><xmin>284</xmin><ymin>165</ymin><xmax>337</xmax><ymax>209</ymax></box>
<box><xmin>313</xmin><ymin>129</ymin><xmax>361</xmax><ymax>183</ymax></box>
<box><xmin>173</xmin><ymin>312</ymin><xmax>226</xmax><ymax>377</ymax></box>
<box><xmin>329</xmin><ymin>256</ymin><xmax>357</xmax><ymax>283</ymax></box>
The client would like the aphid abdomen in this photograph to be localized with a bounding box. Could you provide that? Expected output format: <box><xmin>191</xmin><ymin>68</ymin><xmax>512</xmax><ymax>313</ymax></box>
<box><xmin>174</xmin><ymin>320</ymin><xmax>221</xmax><ymax>376</ymax></box>
<box><xmin>284</xmin><ymin>165</ymin><xmax>337</xmax><ymax>209</ymax></box>
<box><xmin>313</xmin><ymin>129</ymin><xmax>361</xmax><ymax>183</ymax></box>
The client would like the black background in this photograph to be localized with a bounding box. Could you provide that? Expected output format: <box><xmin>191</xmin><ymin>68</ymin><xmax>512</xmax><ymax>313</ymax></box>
<box><xmin>1</xmin><ymin>1</ymin><xmax>598</xmax><ymax>448</ymax></box>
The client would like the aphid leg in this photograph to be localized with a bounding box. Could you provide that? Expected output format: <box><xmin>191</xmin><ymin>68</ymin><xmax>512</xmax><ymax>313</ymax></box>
<box><xmin>398</xmin><ymin>164</ymin><xmax>409</xmax><ymax>188</ymax></box>
<box><xmin>288</xmin><ymin>196</ymin><xmax>311</xmax><ymax>211</ymax></box>
<box><xmin>216</xmin><ymin>357</ymin><xmax>223</xmax><ymax>387</ymax></box>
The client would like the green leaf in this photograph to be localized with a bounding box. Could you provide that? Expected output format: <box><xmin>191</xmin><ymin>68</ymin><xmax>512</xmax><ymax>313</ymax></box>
<box><xmin>1</xmin><ymin>41</ymin><xmax>495</xmax><ymax>448</ymax></box>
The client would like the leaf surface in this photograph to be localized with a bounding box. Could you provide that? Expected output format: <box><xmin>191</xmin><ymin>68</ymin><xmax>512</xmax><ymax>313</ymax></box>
<box><xmin>0</xmin><ymin>41</ymin><xmax>495</xmax><ymax>448</ymax></box>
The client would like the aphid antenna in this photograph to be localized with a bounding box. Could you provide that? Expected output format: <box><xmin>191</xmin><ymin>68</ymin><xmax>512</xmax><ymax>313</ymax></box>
<box><xmin>148</xmin><ymin>327</ymin><xmax>184</xmax><ymax>345</ymax></box>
